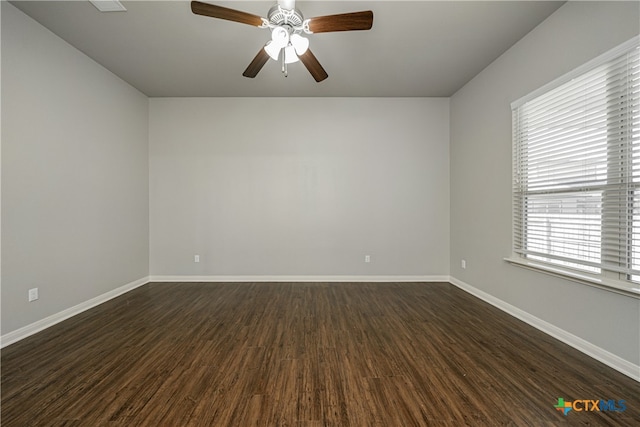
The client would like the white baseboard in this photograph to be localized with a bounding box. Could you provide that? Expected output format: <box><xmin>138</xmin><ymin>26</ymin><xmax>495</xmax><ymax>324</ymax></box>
<box><xmin>0</xmin><ymin>276</ymin><xmax>149</xmax><ymax>349</ymax></box>
<box><xmin>449</xmin><ymin>276</ymin><xmax>640</xmax><ymax>382</ymax></box>
<box><xmin>148</xmin><ymin>275</ymin><xmax>449</xmax><ymax>283</ymax></box>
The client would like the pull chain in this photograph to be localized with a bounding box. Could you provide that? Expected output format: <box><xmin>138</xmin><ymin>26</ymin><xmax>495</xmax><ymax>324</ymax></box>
<box><xmin>282</xmin><ymin>53</ymin><xmax>288</xmax><ymax>77</ymax></box>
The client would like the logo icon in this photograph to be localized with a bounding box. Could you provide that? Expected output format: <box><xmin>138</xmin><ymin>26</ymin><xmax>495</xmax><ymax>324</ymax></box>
<box><xmin>555</xmin><ymin>398</ymin><xmax>572</xmax><ymax>416</ymax></box>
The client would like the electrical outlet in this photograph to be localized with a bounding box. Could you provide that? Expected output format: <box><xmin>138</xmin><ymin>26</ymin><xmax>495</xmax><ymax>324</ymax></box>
<box><xmin>365</xmin><ymin>255</ymin><xmax>371</xmax><ymax>263</ymax></box>
<box><xmin>194</xmin><ymin>255</ymin><xmax>200</xmax><ymax>263</ymax></box>
<box><xmin>461</xmin><ymin>259</ymin><xmax>467</xmax><ymax>269</ymax></box>
<box><xmin>28</xmin><ymin>288</ymin><xmax>39</xmax><ymax>302</ymax></box>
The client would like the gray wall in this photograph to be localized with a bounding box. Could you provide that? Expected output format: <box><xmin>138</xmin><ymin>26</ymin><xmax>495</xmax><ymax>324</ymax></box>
<box><xmin>149</xmin><ymin>98</ymin><xmax>450</xmax><ymax>277</ymax></box>
<box><xmin>450</xmin><ymin>1</ymin><xmax>640</xmax><ymax>366</ymax></box>
<box><xmin>1</xmin><ymin>3</ymin><xmax>149</xmax><ymax>334</ymax></box>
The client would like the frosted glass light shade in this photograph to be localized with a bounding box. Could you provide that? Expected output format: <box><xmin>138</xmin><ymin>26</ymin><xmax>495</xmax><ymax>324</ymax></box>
<box><xmin>290</xmin><ymin>34</ymin><xmax>309</xmax><ymax>55</ymax></box>
<box><xmin>284</xmin><ymin>45</ymin><xmax>299</xmax><ymax>64</ymax></box>
<box><xmin>271</xmin><ymin>27</ymin><xmax>289</xmax><ymax>48</ymax></box>
<box><xmin>264</xmin><ymin>41</ymin><xmax>282</xmax><ymax>61</ymax></box>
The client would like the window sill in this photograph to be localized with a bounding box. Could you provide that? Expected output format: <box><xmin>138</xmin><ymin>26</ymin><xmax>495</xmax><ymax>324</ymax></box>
<box><xmin>504</xmin><ymin>257</ymin><xmax>640</xmax><ymax>299</ymax></box>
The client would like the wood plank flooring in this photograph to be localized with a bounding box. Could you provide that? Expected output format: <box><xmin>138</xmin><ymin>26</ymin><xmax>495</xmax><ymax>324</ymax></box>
<box><xmin>2</xmin><ymin>282</ymin><xmax>639</xmax><ymax>426</ymax></box>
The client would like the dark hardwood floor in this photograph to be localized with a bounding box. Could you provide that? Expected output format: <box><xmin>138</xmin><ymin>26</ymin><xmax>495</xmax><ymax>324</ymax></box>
<box><xmin>1</xmin><ymin>282</ymin><xmax>639</xmax><ymax>426</ymax></box>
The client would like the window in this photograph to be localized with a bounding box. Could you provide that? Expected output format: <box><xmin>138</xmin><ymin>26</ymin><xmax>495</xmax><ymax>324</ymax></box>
<box><xmin>511</xmin><ymin>37</ymin><xmax>640</xmax><ymax>296</ymax></box>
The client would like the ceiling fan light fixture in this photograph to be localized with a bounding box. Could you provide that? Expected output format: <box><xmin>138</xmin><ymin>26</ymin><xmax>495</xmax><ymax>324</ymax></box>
<box><xmin>190</xmin><ymin>1</ymin><xmax>374</xmax><ymax>81</ymax></box>
<box><xmin>284</xmin><ymin>45</ymin><xmax>299</xmax><ymax>64</ymax></box>
<box><xmin>290</xmin><ymin>34</ymin><xmax>309</xmax><ymax>55</ymax></box>
<box><xmin>264</xmin><ymin>41</ymin><xmax>281</xmax><ymax>61</ymax></box>
<box><xmin>271</xmin><ymin>27</ymin><xmax>289</xmax><ymax>48</ymax></box>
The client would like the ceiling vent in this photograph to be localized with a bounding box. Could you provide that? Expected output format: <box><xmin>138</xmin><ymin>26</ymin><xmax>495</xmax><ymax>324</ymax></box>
<box><xmin>90</xmin><ymin>1</ymin><xmax>126</xmax><ymax>13</ymax></box>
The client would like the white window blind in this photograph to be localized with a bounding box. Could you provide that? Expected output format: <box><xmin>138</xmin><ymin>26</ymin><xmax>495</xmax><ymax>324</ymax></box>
<box><xmin>512</xmin><ymin>38</ymin><xmax>640</xmax><ymax>287</ymax></box>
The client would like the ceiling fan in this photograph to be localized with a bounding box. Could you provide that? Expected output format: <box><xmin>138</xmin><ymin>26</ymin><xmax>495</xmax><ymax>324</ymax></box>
<box><xmin>191</xmin><ymin>0</ymin><xmax>374</xmax><ymax>82</ymax></box>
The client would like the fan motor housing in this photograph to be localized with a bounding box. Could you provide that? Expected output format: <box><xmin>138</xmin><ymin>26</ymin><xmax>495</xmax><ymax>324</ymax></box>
<box><xmin>267</xmin><ymin>5</ymin><xmax>304</xmax><ymax>27</ymax></box>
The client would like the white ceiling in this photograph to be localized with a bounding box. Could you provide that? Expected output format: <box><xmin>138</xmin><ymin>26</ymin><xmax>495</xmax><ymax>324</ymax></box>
<box><xmin>8</xmin><ymin>0</ymin><xmax>565</xmax><ymax>97</ymax></box>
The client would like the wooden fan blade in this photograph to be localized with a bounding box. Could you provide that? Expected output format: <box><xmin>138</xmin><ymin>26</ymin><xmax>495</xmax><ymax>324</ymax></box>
<box><xmin>191</xmin><ymin>1</ymin><xmax>264</xmax><ymax>27</ymax></box>
<box><xmin>307</xmin><ymin>11</ymin><xmax>373</xmax><ymax>33</ymax></box>
<box><xmin>243</xmin><ymin>47</ymin><xmax>270</xmax><ymax>78</ymax></box>
<box><xmin>298</xmin><ymin>49</ymin><xmax>328</xmax><ymax>82</ymax></box>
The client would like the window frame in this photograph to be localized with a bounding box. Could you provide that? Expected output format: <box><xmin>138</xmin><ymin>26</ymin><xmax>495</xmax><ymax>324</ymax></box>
<box><xmin>508</xmin><ymin>36</ymin><xmax>640</xmax><ymax>299</ymax></box>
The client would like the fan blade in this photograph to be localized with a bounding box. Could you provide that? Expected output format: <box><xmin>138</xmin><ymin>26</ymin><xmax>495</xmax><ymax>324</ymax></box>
<box><xmin>307</xmin><ymin>11</ymin><xmax>373</xmax><ymax>33</ymax></box>
<box><xmin>298</xmin><ymin>49</ymin><xmax>328</xmax><ymax>82</ymax></box>
<box><xmin>243</xmin><ymin>47</ymin><xmax>270</xmax><ymax>78</ymax></box>
<box><xmin>191</xmin><ymin>1</ymin><xmax>264</xmax><ymax>27</ymax></box>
